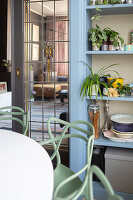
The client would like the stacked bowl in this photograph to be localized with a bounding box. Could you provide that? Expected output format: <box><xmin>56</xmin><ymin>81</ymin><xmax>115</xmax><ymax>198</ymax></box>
<box><xmin>110</xmin><ymin>114</ymin><xmax>133</xmax><ymax>139</ymax></box>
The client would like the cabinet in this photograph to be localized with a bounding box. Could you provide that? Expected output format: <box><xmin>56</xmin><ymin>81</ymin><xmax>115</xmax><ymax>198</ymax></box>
<box><xmin>86</xmin><ymin>2</ymin><xmax>133</xmax><ymax>199</ymax></box>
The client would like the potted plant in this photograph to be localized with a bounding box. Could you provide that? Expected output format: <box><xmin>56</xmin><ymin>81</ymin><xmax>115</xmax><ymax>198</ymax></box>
<box><xmin>89</xmin><ymin>25</ymin><xmax>107</xmax><ymax>50</ymax></box>
<box><xmin>1</xmin><ymin>59</ymin><xmax>11</xmax><ymax>72</ymax></box>
<box><xmin>116</xmin><ymin>83</ymin><xmax>131</xmax><ymax>96</ymax></box>
<box><xmin>104</xmin><ymin>27</ymin><xmax>124</xmax><ymax>50</ymax></box>
<box><xmin>109</xmin><ymin>0</ymin><xmax>122</xmax><ymax>4</ymax></box>
<box><xmin>80</xmin><ymin>63</ymin><xmax>119</xmax><ymax>100</ymax></box>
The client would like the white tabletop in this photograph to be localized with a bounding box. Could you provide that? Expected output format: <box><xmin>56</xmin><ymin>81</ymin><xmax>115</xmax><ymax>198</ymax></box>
<box><xmin>0</xmin><ymin>129</ymin><xmax>53</xmax><ymax>200</ymax></box>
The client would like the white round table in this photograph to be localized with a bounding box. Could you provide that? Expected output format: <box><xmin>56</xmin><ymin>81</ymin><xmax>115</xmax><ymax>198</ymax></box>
<box><xmin>0</xmin><ymin>129</ymin><xmax>53</xmax><ymax>200</ymax></box>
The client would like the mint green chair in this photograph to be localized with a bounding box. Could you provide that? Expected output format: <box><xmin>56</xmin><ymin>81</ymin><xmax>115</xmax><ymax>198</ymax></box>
<box><xmin>0</xmin><ymin>106</ymin><xmax>28</xmax><ymax>135</ymax></box>
<box><xmin>39</xmin><ymin>117</ymin><xmax>95</xmax><ymax>200</ymax></box>
<box><xmin>88</xmin><ymin>165</ymin><xmax>123</xmax><ymax>200</ymax></box>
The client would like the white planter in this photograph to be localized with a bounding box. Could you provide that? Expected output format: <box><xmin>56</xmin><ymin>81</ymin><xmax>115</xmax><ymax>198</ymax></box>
<box><xmin>92</xmin><ymin>85</ymin><xmax>98</xmax><ymax>96</ymax></box>
<box><xmin>92</xmin><ymin>45</ymin><xmax>100</xmax><ymax>51</ymax></box>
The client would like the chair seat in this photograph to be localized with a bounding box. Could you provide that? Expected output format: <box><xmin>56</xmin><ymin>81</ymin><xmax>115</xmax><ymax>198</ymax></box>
<box><xmin>54</xmin><ymin>164</ymin><xmax>83</xmax><ymax>199</ymax></box>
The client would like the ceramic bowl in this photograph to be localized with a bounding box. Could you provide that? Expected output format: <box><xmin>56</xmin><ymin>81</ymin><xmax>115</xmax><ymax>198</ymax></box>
<box><xmin>110</xmin><ymin>114</ymin><xmax>133</xmax><ymax>132</ymax></box>
<box><xmin>112</xmin><ymin>129</ymin><xmax>133</xmax><ymax>139</ymax></box>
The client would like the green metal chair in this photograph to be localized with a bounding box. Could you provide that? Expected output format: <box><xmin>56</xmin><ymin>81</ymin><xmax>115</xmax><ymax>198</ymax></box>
<box><xmin>0</xmin><ymin>106</ymin><xmax>28</xmax><ymax>135</ymax></box>
<box><xmin>88</xmin><ymin>165</ymin><xmax>123</xmax><ymax>200</ymax></box>
<box><xmin>39</xmin><ymin>117</ymin><xmax>95</xmax><ymax>200</ymax></box>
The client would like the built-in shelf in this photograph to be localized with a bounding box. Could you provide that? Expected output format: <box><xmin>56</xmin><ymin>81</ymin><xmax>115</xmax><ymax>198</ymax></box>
<box><xmin>86</xmin><ymin>4</ymin><xmax>133</xmax><ymax>15</ymax></box>
<box><xmin>94</xmin><ymin>134</ymin><xmax>133</xmax><ymax>148</ymax></box>
<box><xmin>86</xmin><ymin>51</ymin><xmax>133</xmax><ymax>55</ymax></box>
<box><xmin>86</xmin><ymin>95</ymin><xmax>133</xmax><ymax>101</ymax></box>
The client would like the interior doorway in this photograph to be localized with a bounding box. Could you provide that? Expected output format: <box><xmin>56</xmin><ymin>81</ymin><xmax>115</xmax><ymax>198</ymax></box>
<box><xmin>24</xmin><ymin>0</ymin><xmax>69</xmax><ymax>149</ymax></box>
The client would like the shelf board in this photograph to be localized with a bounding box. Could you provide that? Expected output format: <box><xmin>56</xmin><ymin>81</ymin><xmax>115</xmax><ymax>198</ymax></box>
<box><xmin>86</xmin><ymin>51</ymin><xmax>133</xmax><ymax>55</ymax></box>
<box><xmin>86</xmin><ymin>95</ymin><xmax>133</xmax><ymax>101</ymax></box>
<box><xmin>86</xmin><ymin>4</ymin><xmax>133</xmax><ymax>15</ymax></box>
<box><xmin>94</xmin><ymin>134</ymin><xmax>133</xmax><ymax>148</ymax></box>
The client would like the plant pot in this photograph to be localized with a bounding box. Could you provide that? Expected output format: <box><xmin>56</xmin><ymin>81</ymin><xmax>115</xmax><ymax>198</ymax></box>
<box><xmin>99</xmin><ymin>77</ymin><xmax>107</xmax><ymax>94</ymax></box>
<box><xmin>92</xmin><ymin>45</ymin><xmax>100</xmax><ymax>51</ymax></box>
<box><xmin>92</xmin><ymin>85</ymin><xmax>98</xmax><ymax>96</ymax></box>
<box><xmin>101</xmin><ymin>41</ymin><xmax>109</xmax><ymax>51</ymax></box>
<box><xmin>109</xmin><ymin>44</ymin><xmax>116</xmax><ymax>51</ymax></box>
<box><xmin>107</xmin><ymin>78</ymin><xmax>123</xmax><ymax>88</ymax></box>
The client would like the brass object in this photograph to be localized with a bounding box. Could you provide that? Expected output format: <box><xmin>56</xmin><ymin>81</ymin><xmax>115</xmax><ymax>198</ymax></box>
<box><xmin>16</xmin><ymin>68</ymin><xmax>21</xmax><ymax>76</ymax></box>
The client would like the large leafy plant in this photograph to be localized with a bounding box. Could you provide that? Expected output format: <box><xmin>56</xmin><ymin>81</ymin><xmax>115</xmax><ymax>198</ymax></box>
<box><xmin>80</xmin><ymin>63</ymin><xmax>119</xmax><ymax>100</ymax></box>
<box><xmin>104</xmin><ymin>27</ymin><xmax>124</xmax><ymax>47</ymax></box>
<box><xmin>89</xmin><ymin>25</ymin><xmax>107</xmax><ymax>48</ymax></box>
<box><xmin>116</xmin><ymin>83</ymin><xmax>131</xmax><ymax>96</ymax></box>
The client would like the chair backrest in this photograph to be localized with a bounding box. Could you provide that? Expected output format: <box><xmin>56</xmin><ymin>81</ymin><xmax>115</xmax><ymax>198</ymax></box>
<box><xmin>0</xmin><ymin>106</ymin><xmax>28</xmax><ymax>135</ymax></box>
<box><xmin>40</xmin><ymin>117</ymin><xmax>95</xmax><ymax>199</ymax></box>
<box><xmin>88</xmin><ymin>165</ymin><xmax>124</xmax><ymax>200</ymax></box>
<box><xmin>40</xmin><ymin>117</ymin><xmax>95</xmax><ymax>168</ymax></box>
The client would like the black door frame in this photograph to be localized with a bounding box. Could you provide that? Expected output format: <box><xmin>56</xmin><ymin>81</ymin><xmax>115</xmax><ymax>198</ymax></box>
<box><xmin>11</xmin><ymin>0</ymin><xmax>24</xmax><ymax>132</ymax></box>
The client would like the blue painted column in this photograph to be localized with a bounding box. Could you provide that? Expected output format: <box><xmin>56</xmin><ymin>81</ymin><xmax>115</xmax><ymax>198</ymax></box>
<box><xmin>69</xmin><ymin>0</ymin><xmax>89</xmax><ymax>174</ymax></box>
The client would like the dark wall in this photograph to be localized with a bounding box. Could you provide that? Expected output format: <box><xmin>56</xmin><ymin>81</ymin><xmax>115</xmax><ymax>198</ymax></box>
<box><xmin>0</xmin><ymin>0</ymin><xmax>7</xmax><ymax>65</ymax></box>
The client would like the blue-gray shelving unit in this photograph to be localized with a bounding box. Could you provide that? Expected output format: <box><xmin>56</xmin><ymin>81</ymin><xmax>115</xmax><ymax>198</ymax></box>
<box><xmin>70</xmin><ymin>1</ymin><xmax>133</xmax><ymax>199</ymax></box>
<box><xmin>86</xmin><ymin>2</ymin><xmax>133</xmax><ymax>200</ymax></box>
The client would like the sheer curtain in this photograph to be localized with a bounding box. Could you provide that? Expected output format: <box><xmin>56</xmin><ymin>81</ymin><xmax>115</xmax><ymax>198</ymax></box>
<box><xmin>46</xmin><ymin>16</ymin><xmax>68</xmax><ymax>76</ymax></box>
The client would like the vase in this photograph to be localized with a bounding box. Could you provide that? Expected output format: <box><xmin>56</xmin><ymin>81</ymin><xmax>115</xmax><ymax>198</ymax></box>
<box><xmin>88</xmin><ymin>104</ymin><xmax>100</xmax><ymax>139</ymax></box>
<box><xmin>92</xmin><ymin>85</ymin><xmax>98</xmax><ymax>96</ymax></box>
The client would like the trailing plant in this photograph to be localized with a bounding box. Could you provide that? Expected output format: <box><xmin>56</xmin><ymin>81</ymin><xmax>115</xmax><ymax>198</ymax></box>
<box><xmin>89</xmin><ymin>25</ymin><xmax>107</xmax><ymax>48</ymax></box>
<box><xmin>116</xmin><ymin>83</ymin><xmax>131</xmax><ymax>96</ymax></box>
<box><xmin>91</xmin><ymin>7</ymin><xmax>102</xmax><ymax>21</ymax></box>
<box><xmin>109</xmin><ymin>0</ymin><xmax>122</xmax><ymax>4</ymax></box>
<box><xmin>104</xmin><ymin>27</ymin><xmax>124</xmax><ymax>47</ymax></box>
<box><xmin>80</xmin><ymin>62</ymin><xmax>119</xmax><ymax>100</ymax></box>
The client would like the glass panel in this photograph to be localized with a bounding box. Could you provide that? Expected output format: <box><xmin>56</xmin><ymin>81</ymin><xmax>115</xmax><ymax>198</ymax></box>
<box><xmin>56</xmin><ymin>63</ymin><xmax>69</xmax><ymax>77</ymax></box>
<box><xmin>24</xmin><ymin>43</ymin><xmax>43</xmax><ymax>62</ymax></box>
<box><xmin>42</xmin><ymin>21</ymin><xmax>54</xmax><ymax>41</ymax></box>
<box><xmin>24</xmin><ymin>0</ymin><xmax>69</xmax><ymax>147</ymax></box>
<box><xmin>30</xmin><ymin>2</ymin><xmax>43</xmax><ymax>21</ymax></box>
<box><xmin>43</xmin><ymin>1</ymin><xmax>54</xmax><ymax>18</ymax></box>
<box><xmin>55</xmin><ymin>42</ymin><xmax>69</xmax><ymax>62</ymax></box>
<box><xmin>55</xmin><ymin>0</ymin><xmax>68</xmax><ymax>17</ymax></box>
<box><xmin>55</xmin><ymin>20</ymin><xmax>69</xmax><ymax>41</ymax></box>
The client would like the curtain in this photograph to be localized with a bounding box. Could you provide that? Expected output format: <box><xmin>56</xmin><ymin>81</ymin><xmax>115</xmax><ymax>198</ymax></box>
<box><xmin>46</xmin><ymin>16</ymin><xmax>68</xmax><ymax>76</ymax></box>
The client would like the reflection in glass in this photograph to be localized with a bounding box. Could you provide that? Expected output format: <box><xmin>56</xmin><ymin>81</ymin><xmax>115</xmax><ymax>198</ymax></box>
<box><xmin>24</xmin><ymin>0</ymin><xmax>69</xmax><ymax>142</ymax></box>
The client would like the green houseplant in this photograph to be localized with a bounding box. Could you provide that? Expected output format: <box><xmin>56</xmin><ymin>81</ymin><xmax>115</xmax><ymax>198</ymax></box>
<box><xmin>89</xmin><ymin>25</ymin><xmax>107</xmax><ymax>50</ymax></box>
<box><xmin>80</xmin><ymin>63</ymin><xmax>119</xmax><ymax>100</ymax></box>
<box><xmin>116</xmin><ymin>83</ymin><xmax>131</xmax><ymax>96</ymax></box>
<box><xmin>109</xmin><ymin>0</ymin><xmax>122</xmax><ymax>4</ymax></box>
<box><xmin>104</xmin><ymin>27</ymin><xmax>124</xmax><ymax>49</ymax></box>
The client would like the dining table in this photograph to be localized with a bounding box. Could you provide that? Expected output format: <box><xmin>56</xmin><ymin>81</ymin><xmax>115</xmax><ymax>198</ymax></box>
<box><xmin>0</xmin><ymin>129</ymin><xmax>53</xmax><ymax>200</ymax></box>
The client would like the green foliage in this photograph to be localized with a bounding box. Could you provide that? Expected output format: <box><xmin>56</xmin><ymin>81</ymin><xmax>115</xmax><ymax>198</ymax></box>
<box><xmin>116</xmin><ymin>83</ymin><xmax>131</xmax><ymax>96</ymax></box>
<box><xmin>2</xmin><ymin>59</ymin><xmax>10</xmax><ymax>67</ymax></box>
<box><xmin>91</xmin><ymin>7</ymin><xmax>102</xmax><ymax>21</ymax></box>
<box><xmin>109</xmin><ymin>0</ymin><xmax>122</xmax><ymax>4</ymax></box>
<box><xmin>89</xmin><ymin>25</ymin><xmax>107</xmax><ymax>48</ymax></box>
<box><xmin>107</xmin><ymin>79</ymin><xmax>116</xmax><ymax>88</ymax></box>
<box><xmin>80</xmin><ymin>62</ymin><xmax>119</xmax><ymax>100</ymax></box>
<box><xmin>104</xmin><ymin>27</ymin><xmax>124</xmax><ymax>47</ymax></box>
